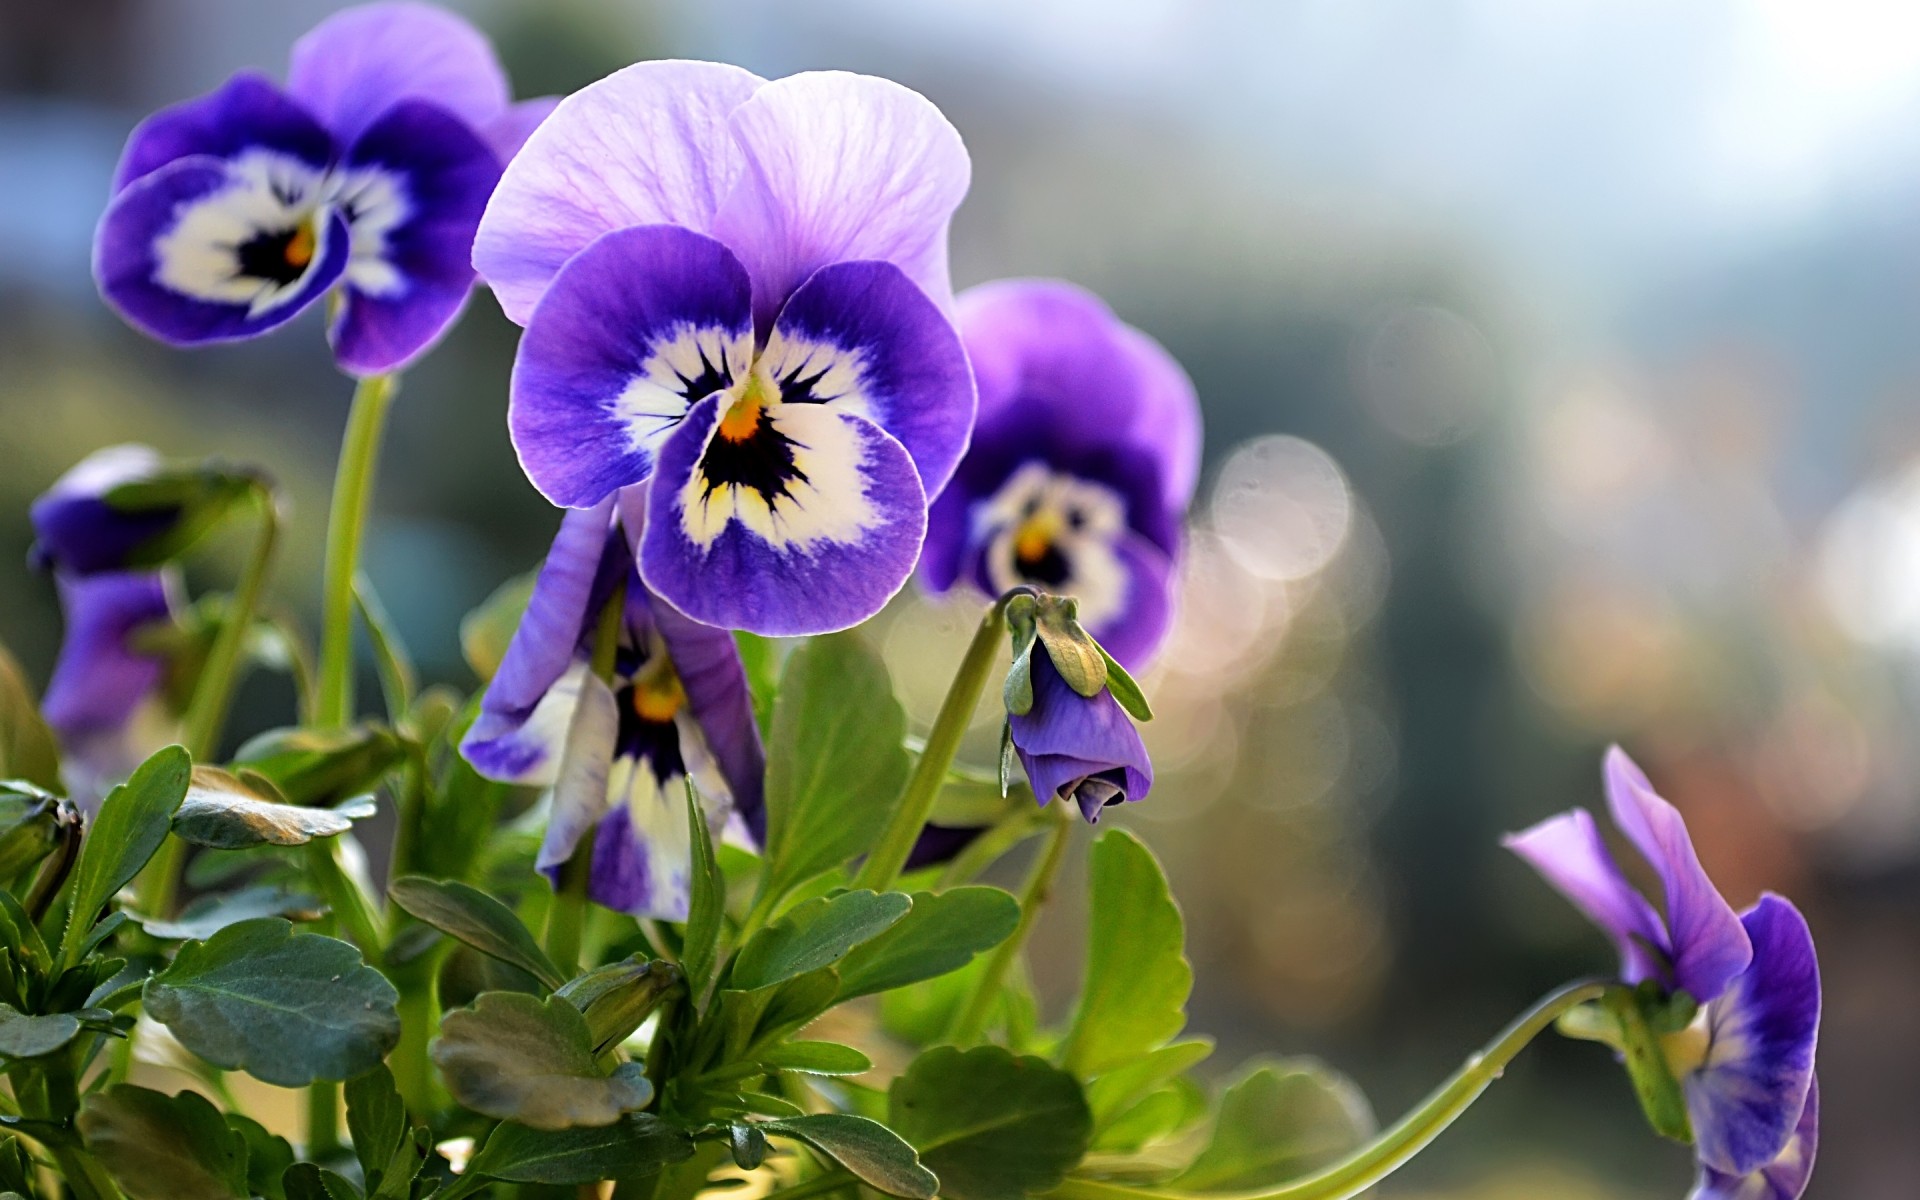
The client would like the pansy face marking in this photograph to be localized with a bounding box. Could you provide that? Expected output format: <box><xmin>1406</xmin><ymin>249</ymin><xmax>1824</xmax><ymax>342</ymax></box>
<box><xmin>979</xmin><ymin>463</ymin><xmax>1129</xmax><ymax>629</ymax></box>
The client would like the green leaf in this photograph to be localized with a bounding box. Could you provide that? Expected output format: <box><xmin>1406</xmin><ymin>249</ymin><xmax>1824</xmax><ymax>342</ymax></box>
<box><xmin>0</xmin><ymin>641</ymin><xmax>61</xmax><ymax>791</ymax></box>
<box><xmin>731</xmin><ymin>890</ymin><xmax>910</xmax><ymax>992</ymax></box>
<box><xmin>835</xmin><ymin>887</ymin><xmax>1020</xmax><ymax>1002</ymax></box>
<box><xmin>1085</xmin><ymin>1038</ymin><xmax>1213</xmax><ymax>1132</ymax></box>
<box><xmin>135</xmin><ymin>885</ymin><xmax>325</xmax><ymax>941</ymax></box>
<box><xmin>388</xmin><ymin>875</ymin><xmax>564</xmax><ymax>990</ymax></box>
<box><xmin>1061</xmin><ymin>829</ymin><xmax>1191</xmax><ymax>1077</ymax></box>
<box><xmin>761</xmin><ymin>1115</ymin><xmax>937</xmax><ymax>1200</ymax></box>
<box><xmin>0</xmin><ymin>1004</ymin><xmax>81</xmax><ymax>1059</ymax></box>
<box><xmin>761</xmin><ymin>1040</ymin><xmax>872</xmax><ymax>1076</ymax></box>
<box><xmin>430</xmin><ymin>992</ymin><xmax>653</xmax><ymax>1130</ymax></box>
<box><xmin>732</xmin><ymin>630</ymin><xmax>782</xmax><ymax>734</ymax></box>
<box><xmin>762</xmin><ymin>633</ymin><xmax>910</xmax><ymax>896</ymax></box>
<box><xmin>77</xmin><ymin>1084</ymin><xmax>249</xmax><ymax>1200</ymax></box>
<box><xmin>226</xmin><ymin>1114</ymin><xmax>293</xmax><ymax>1200</ymax></box>
<box><xmin>171</xmin><ymin>767</ymin><xmax>363</xmax><ymax>849</ymax></box>
<box><xmin>1098</xmin><ymin>1078</ymin><xmax>1208</xmax><ymax>1154</ymax></box>
<box><xmin>1096</xmin><ymin>647</ymin><xmax>1153</xmax><ymax>722</ymax></box>
<box><xmin>681</xmin><ymin>782</ymin><xmax>724</xmax><ymax>996</ymax></box>
<box><xmin>280</xmin><ymin>1163</ymin><xmax>361</xmax><ymax>1200</ymax></box>
<box><xmin>100</xmin><ymin>463</ymin><xmax>261</xmax><ymax>568</ymax></box>
<box><xmin>0</xmin><ymin>787</ymin><xmax>74</xmax><ymax>880</ymax></box>
<box><xmin>1171</xmin><ymin>1059</ymin><xmax>1374</xmax><ymax>1190</ymax></box>
<box><xmin>62</xmin><ymin>745</ymin><xmax>192</xmax><ymax>965</ymax></box>
<box><xmin>459</xmin><ymin>570</ymin><xmax>535</xmax><ymax>683</ymax></box>
<box><xmin>888</xmin><ymin>1045</ymin><xmax>1091</xmax><ymax>1200</ymax></box>
<box><xmin>233</xmin><ymin>725</ymin><xmax>406</xmax><ymax>808</ymax></box>
<box><xmin>353</xmin><ymin>576</ymin><xmax>416</xmax><ymax>720</ymax></box>
<box><xmin>346</xmin><ymin>1064</ymin><xmax>407</xmax><ymax>1192</ymax></box>
<box><xmin>143</xmin><ymin>918</ymin><xmax>400</xmax><ymax>1086</ymax></box>
<box><xmin>557</xmin><ymin>957</ymin><xmax>682</xmax><ymax>1056</ymax></box>
<box><xmin>463</xmin><ymin>1115</ymin><xmax>694</xmax><ymax>1186</ymax></box>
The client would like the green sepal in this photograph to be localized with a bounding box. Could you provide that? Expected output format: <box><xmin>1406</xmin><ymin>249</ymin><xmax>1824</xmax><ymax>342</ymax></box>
<box><xmin>1034</xmin><ymin>596</ymin><xmax>1107</xmax><ymax>698</ymax></box>
<box><xmin>1603</xmin><ymin>984</ymin><xmax>1694</xmax><ymax>1145</ymax></box>
<box><xmin>1002</xmin><ymin>593</ymin><xmax>1040</xmax><ymax>716</ymax></box>
<box><xmin>1098</xmin><ymin>646</ymin><xmax>1154</xmax><ymax>722</ymax></box>
<box><xmin>557</xmin><ymin>956</ymin><xmax>683</xmax><ymax>1056</ymax></box>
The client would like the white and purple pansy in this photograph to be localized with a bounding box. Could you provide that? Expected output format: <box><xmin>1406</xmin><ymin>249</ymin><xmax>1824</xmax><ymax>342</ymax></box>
<box><xmin>472</xmin><ymin>62</ymin><xmax>975</xmax><ymax>636</ymax></box>
<box><xmin>94</xmin><ymin>2</ymin><xmax>555</xmax><ymax>376</ymax></box>
<box><xmin>460</xmin><ymin>497</ymin><xmax>765</xmax><ymax>920</ymax></box>
<box><xmin>1506</xmin><ymin>748</ymin><xmax>1821</xmax><ymax>1199</ymax></box>
<box><xmin>921</xmin><ymin>279</ymin><xmax>1201</xmax><ymax>669</ymax></box>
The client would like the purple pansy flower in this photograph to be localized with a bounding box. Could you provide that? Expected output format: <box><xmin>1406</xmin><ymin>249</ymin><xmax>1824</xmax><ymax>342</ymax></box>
<box><xmin>29</xmin><ymin>444</ymin><xmax>178</xmax><ymax>576</ymax></box>
<box><xmin>94</xmin><ymin>2</ymin><xmax>553</xmax><ymax>376</ymax></box>
<box><xmin>42</xmin><ymin>571</ymin><xmax>183</xmax><ymax>810</ymax></box>
<box><xmin>1010</xmin><ymin>649</ymin><xmax>1153</xmax><ymax>824</ymax></box>
<box><xmin>921</xmin><ymin>280</ymin><xmax>1200</xmax><ymax>669</ymax></box>
<box><xmin>471</xmin><ymin>62</ymin><xmax>975</xmax><ymax>636</ymax></box>
<box><xmin>461</xmin><ymin>496</ymin><xmax>765</xmax><ymax>919</ymax></box>
<box><xmin>1505</xmin><ymin>748</ymin><xmax>1820</xmax><ymax>1196</ymax></box>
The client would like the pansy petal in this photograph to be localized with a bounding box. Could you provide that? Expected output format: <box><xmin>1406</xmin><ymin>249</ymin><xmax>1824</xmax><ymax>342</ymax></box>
<box><xmin>958</xmin><ymin>279</ymin><xmax>1152</xmax><ymax>447</ymax></box>
<box><xmin>328</xmin><ymin>99</ymin><xmax>502</xmax><ymax>375</ymax></box>
<box><xmin>766</xmin><ymin>259</ymin><xmax>975</xmax><ymax>496</ymax></box>
<box><xmin>588</xmin><ymin>765</ymin><xmax>696</xmax><ymax>920</ymax></box>
<box><xmin>1690</xmin><ymin>1077</ymin><xmax>1817</xmax><ymax>1200</ymax></box>
<box><xmin>643</xmin><ymin>582</ymin><xmax>767</xmax><ymax>844</ymax></box>
<box><xmin>1606</xmin><ymin>747</ymin><xmax>1753</xmax><ymax>1001</ymax></box>
<box><xmin>1501</xmin><ymin>808</ymin><xmax>1670</xmax><ymax>985</ymax></box>
<box><xmin>43</xmin><ymin>571</ymin><xmax>175</xmax><ymax>740</ymax></box>
<box><xmin>640</xmin><ymin>396</ymin><xmax>928</xmax><ymax>635</ymax></box>
<box><xmin>474</xmin><ymin>60</ymin><xmax>766</xmax><ymax>325</ymax></box>
<box><xmin>1091</xmin><ymin>532</ymin><xmax>1175</xmax><ymax>670</ymax></box>
<box><xmin>1688</xmin><ymin>895</ymin><xmax>1820</xmax><ymax>1177</ymax></box>
<box><xmin>1009</xmin><ymin>651</ymin><xmax>1152</xmax><ymax>822</ymax></box>
<box><xmin>112</xmin><ymin>71</ymin><xmax>334</xmax><ymax>192</ymax></box>
<box><xmin>482</xmin><ymin>96</ymin><xmax>560</xmax><ymax>166</ymax></box>
<box><xmin>96</xmin><ymin>155</ymin><xmax>348</xmax><ymax>345</ymax></box>
<box><xmin>511</xmin><ymin>225</ymin><xmax>755</xmax><ymax>508</ymax></box>
<box><xmin>537</xmin><ymin>670</ymin><xmax>620</xmax><ymax>878</ymax></box>
<box><xmin>285</xmin><ymin>1</ymin><xmax>509</xmax><ymax>147</ymax></box>
<box><xmin>1116</xmin><ymin>321</ymin><xmax>1203</xmax><ymax>511</ymax></box>
<box><xmin>905</xmin><ymin>823</ymin><xmax>987</xmax><ymax>872</ymax></box>
<box><xmin>30</xmin><ymin>445</ymin><xmax>172</xmax><ymax>576</ymax></box>
<box><xmin>712</xmin><ymin>71</ymin><xmax>969</xmax><ymax>331</ymax></box>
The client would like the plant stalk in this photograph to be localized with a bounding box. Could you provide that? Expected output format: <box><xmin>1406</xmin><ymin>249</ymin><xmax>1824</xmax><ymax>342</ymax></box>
<box><xmin>947</xmin><ymin>809</ymin><xmax>1072</xmax><ymax>1043</ymax></box>
<box><xmin>316</xmin><ymin>372</ymin><xmax>396</xmax><ymax>728</ymax></box>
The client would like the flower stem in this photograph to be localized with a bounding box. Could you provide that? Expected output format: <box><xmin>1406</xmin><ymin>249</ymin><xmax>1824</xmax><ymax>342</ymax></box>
<box><xmin>853</xmin><ymin>599</ymin><xmax>1010</xmax><ymax>893</ymax></box>
<box><xmin>947</xmin><ymin>807</ymin><xmax>1072</xmax><ymax>1043</ymax></box>
<box><xmin>1043</xmin><ymin>980</ymin><xmax>1609</xmax><ymax>1200</ymax></box>
<box><xmin>316</xmin><ymin>372</ymin><xmax>396</xmax><ymax>728</ymax></box>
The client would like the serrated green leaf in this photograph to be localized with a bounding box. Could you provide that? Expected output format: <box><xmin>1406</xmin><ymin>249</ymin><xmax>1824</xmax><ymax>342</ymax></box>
<box><xmin>172</xmin><ymin>767</ymin><xmax>362</xmax><ymax>849</ymax></box>
<box><xmin>732</xmin><ymin>890</ymin><xmax>909</xmax><ymax>992</ymax></box>
<box><xmin>0</xmin><ymin>642</ymin><xmax>60</xmax><ymax>791</ymax></box>
<box><xmin>463</xmin><ymin>1116</ymin><xmax>694</xmax><ymax>1185</ymax></box>
<box><xmin>346</xmin><ymin>1063</ymin><xmax>407</xmax><ymax>1192</ymax></box>
<box><xmin>143</xmin><ymin>918</ymin><xmax>399</xmax><ymax>1086</ymax></box>
<box><xmin>430</xmin><ymin>992</ymin><xmax>653</xmax><ymax>1130</ymax></box>
<box><xmin>62</xmin><ymin>744</ymin><xmax>191</xmax><ymax>966</ymax></box>
<box><xmin>1171</xmin><ymin>1059</ymin><xmax>1374</xmax><ymax>1190</ymax></box>
<box><xmin>1062</xmin><ymin>829</ymin><xmax>1191</xmax><ymax>1077</ymax></box>
<box><xmin>459</xmin><ymin>571</ymin><xmax>535</xmax><ymax>683</ymax></box>
<box><xmin>1086</xmin><ymin>1038</ymin><xmax>1214</xmax><ymax>1132</ymax></box>
<box><xmin>762</xmin><ymin>633</ymin><xmax>909</xmax><ymax>896</ymax></box>
<box><xmin>280</xmin><ymin>1163</ymin><xmax>360</xmax><ymax>1200</ymax></box>
<box><xmin>135</xmin><ymin>884</ymin><xmax>325</xmax><ymax>941</ymax></box>
<box><xmin>835</xmin><ymin>887</ymin><xmax>1020</xmax><ymax>1002</ymax></box>
<box><xmin>77</xmin><ymin>1085</ymin><xmax>249</xmax><ymax>1200</ymax></box>
<box><xmin>226</xmin><ymin>1113</ymin><xmax>293</xmax><ymax>1200</ymax></box>
<box><xmin>1098</xmin><ymin>1077</ymin><xmax>1208</xmax><ymax>1154</ymax></box>
<box><xmin>888</xmin><ymin>1045</ymin><xmax>1090</xmax><ymax>1200</ymax></box>
<box><xmin>0</xmin><ymin>1004</ymin><xmax>81</xmax><ymax>1059</ymax></box>
<box><xmin>761</xmin><ymin>1114</ymin><xmax>937</xmax><ymax>1199</ymax></box>
<box><xmin>682</xmin><ymin>782</ymin><xmax>724</xmax><ymax>996</ymax></box>
<box><xmin>388</xmin><ymin>875</ymin><xmax>564</xmax><ymax>989</ymax></box>
<box><xmin>762</xmin><ymin>1040</ymin><xmax>872</xmax><ymax>1075</ymax></box>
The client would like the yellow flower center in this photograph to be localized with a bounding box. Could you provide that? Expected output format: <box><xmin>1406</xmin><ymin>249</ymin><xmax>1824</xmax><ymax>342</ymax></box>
<box><xmin>630</xmin><ymin>661</ymin><xmax>687</xmax><ymax>723</ymax></box>
<box><xmin>284</xmin><ymin>221</ymin><xmax>316</xmax><ymax>271</ymax></box>
<box><xmin>1014</xmin><ymin>511</ymin><xmax>1061</xmax><ymax>566</ymax></box>
<box><xmin>718</xmin><ymin>372</ymin><xmax>774</xmax><ymax>443</ymax></box>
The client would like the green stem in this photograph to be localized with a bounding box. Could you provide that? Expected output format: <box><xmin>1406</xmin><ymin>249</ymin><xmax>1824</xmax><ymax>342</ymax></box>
<box><xmin>948</xmin><ymin>811</ymin><xmax>1071</xmax><ymax>1043</ymax></box>
<box><xmin>137</xmin><ymin>482</ymin><xmax>279</xmax><ymax>919</ymax></box>
<box><xmin>852</xmin><ymin>599</ymin><xmax>1010</xmax><ymax>893</ymax></box>
<box><xmin>760</xmin><ymin>1171</ymin><xmax>855</xmax><ymax>1200</ymax></box>
<box><xmin>306</xmin><ymin>1080</ymin><xmax>342</xmax><ymax>1161</ymax></box>
<box><xmin>1044</xmin><ymin>980</ymin><xmax>1609</xmax><ymax>1200</ymax></box>
<box><xmin>316</xmin><ymin>373</ymin><xmax>397</xmax><ymax>728</ymax></box>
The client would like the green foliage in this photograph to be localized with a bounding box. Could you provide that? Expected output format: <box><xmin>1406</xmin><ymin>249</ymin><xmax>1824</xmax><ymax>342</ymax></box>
<box><xmin>143</xmin><ymin>918</ymin><xmax>400</xmax><ymax>1086</ymax></box>
<box><xmin>681</xmin><ymin>783</ymin><xmax>725</xmax><ymax>996</ymax></box>
<box><xmin>1086</xmin><ymin>1038</ymin><xmax>1214</xmax><ymax>1140</ymax></box>
<box><xmin>557</xmin><ymin>956</ymin><xmax>682</xmax><ymax>1055</ymax></box>
<box><xmin>760</xmin><ymin>1040</ymin><xmax>872</xmax><ymax>1075</ymax></box>
<box><xmin>1171</xmin><ymin>1059</ymin><xmax>1375</xmax><ymax>1189</ymax></box>
<box><xmin>761</xmin><ymin>632</ymin><xmax>910</xmax><ymax>898</ymax></box>
<box><xmin>731</xmin><ymin>890</ymin><xmax>910</xmax><ymax>991</ymax></box>
<box><xmin>345</xmin><ymin>1064</ymin><xmax>430</xmax><ymax>1198</ymax></box>
<box><xmin>0</xmin><ymin>1004</ymin><xmax>103</xmax><ymax>1060</ymax></box>
<box><xmin>889</xmin><ymin>1045</ymin><xmax>1092</xmax><ymax>1200</ymax></box>
<box><xmin>233</xmin><ymin>725</ymin><xmax>406</xmax><ymax>807</ymax></box>
<box><xmin>387</xmin><ymin>875</ymin><xmax>564</xmax><ymax>989</ymax></box>
<box><xmin>459</xmin><ymin>570</ymin><xmax>535</xmax><ymax>682</ymax></box>
<box><xmin>77</xmin><ymin>1085</ymin><xmax>249</xmax><ymax>1200</ymax></box>
<box><xmin>171</xmin><ymin>766</ymin><xmax>369</xmax><ymax>849</ymax></box>
<box><xmin>100</xmin><ymin>463</ymin><xmax>260</xmax><ymax>568</ymax></box>
<box><xmin>1062</xmin><ymin>829</ymin><xmax>1192</xmax><ymax>1077</ymax></box>
<box><xmin>459</xmin><ymin>1116</ymin><xmax>694</xmax><ymax>1188</ymax></box>
<box><xmin>430</xmin><ymin>991</ymin><xmax>654</xmax><ymax>1129</ymax></box>
<box><xmin>835</xmin><ymin>887</ymin><xmax>1020</xmax><ymax>1001</ymax></box>
<box><xmin>760</xmin><ymin>1114</ymin><xmax>938</xmax><ymax>1199</ymax></box>
<box><xmin>0</xmin><ymin>642</ymin><xmax>60</xmax><ymax>792</ymax></box>
<box><xmin>61</xmin><ymin>744</ymin><xmax>191</xmax><ymax>966</ymax></box>
<box><xmin>134</xmin><ymin>885</ymin><xmax>324</xmax><ymax>941</ymax></box>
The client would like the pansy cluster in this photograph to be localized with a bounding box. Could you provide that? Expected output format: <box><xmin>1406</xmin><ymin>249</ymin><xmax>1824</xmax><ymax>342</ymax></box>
<box><xmin>0</xmin><ymin>6</ymin><xmax>1827</xmax><ymax>1200</ymax></box>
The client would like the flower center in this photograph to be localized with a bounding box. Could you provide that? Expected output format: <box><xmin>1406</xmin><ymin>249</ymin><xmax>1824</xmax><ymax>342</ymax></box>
<box><xmin>718</xmin><ymin>372</ymin><xmax>774</xmax><ymax>442</ymax></box>
<box><xmin>1013</xmin><ymin>512</ymin><xmax>1072</xmax><ymax>587</ymax></box>
<box><xmin>235</xmin><ymin>218</ymin><xmax>317</xmax><ymax>286</ymax></box>
<box><xmin>1659</xmin><ymin>1011</ymin><xmax>1712</xmax><ymax>1081</ymax></box>
<box><xmin>697</xmin><ymin>370</ymin><xmax>807</xmax><ymax>504</ymax></box>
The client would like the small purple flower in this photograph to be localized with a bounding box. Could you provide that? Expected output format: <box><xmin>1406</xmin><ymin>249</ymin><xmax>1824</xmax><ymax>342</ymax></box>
<box><xmin>94</xmin><ymin>2</ymin><xmax>552</xmax><ymax>376</ymax></box>
<box><xmin>471</xmin><ymin>63</ymin><xmax>975</xmax><ymax>636</ymax></box>
<box><xmin>43</xmin><ymin>571</ymin><xmax>183</xmax><ymax>809</ymax></box>
<box><xmin>29</xmin><ymin>445</ymin><xmax>177</xmax><ymax>576</ymax></box>
<box><xmin>461</xmin><ymin>496</ymin><xmax>765</xmax><ymax>920</ymax></box>
<box><xmin>922</xmin><ymin>280</ymin><xmax>1201</xmax><ymax>668</ymax></box>
<box><xmin>1010</xmin><ymin>648</ymin><xmax>1152</xmax><ymax>824</ymax></box>
<box><xmin>1505</xmin><ymin>748</ymin><xmax>1820</xmax><ymax>1195</ymax></box>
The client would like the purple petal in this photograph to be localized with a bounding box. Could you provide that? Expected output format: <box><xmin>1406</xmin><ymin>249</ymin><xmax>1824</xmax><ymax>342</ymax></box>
<box><xmin>711</xmin><ymin>71</ymin><xmax>969</xmax><ymax>332</ymax></box>
<box><xmin>285</xmin><ymin>1</ymin><xmax>509</xmax><ymax>147</ymax></box>
<box><xmin>328</xmin><ymin>99</ymin><xmax>502</xmax><ymax>376</ymax></box>
<box><xmin>1691</xmin><ymin>1077</ymin><xmax>1817</xmax><ymax>1200</ymax></box>
<box><xmin>510</xmin><ymin>225</ymin><xmax>754</xmax><ymax>508</ymax></box>
<box><xmin>1114</xmin><ymin>321</ymin><xmax>1203</xmax><ymax>512</ymax></box>
<box><xmin>905</xmin><ymin>823</ymin><xmax>987</xmax><ymax>872</ymax></box>
<box><xmin>95</xmin><ymin>156</ymin><xmax>349</xmax><ymax>346</ymax></box>
<box><xmin>638</xmin><ymin>396</ymin><xmax>928</xmax><ymax>636</ymax></box>
<box><xmin>538</xmin><ymin>670</ymin><xmax>619</xmax><ymax>877</ymax></box>
<box><xmin>1501</xmin><ymin>808</ymin><xmax>1670</xmax><ymax>985</ymax></box>
<box><xmin>112</xmin><ymin>71</ymin><xmax>335</xmax><ymax>192</ymax></box>
<box><xmin>586</xmin><ymin>765</ymin><xmax>700</xmax><ymax>920</ymax></box>
<box><xmin>644</xmin><ymin>582</ymin><xmax>767</xmax><ymax>845</ymax></box>
<box><xmin>1687</xmin><ymin>895</ymin><xmax>1820</xmax><ymax>1177</ymax></box>
<box><xmin>43</xmin><ymin>571</ymin><xmax>174</xmax><ymax>743</ymax></box>
<box><xmin>1008</xmin><ymin>650</ymin><xmax>1152</xmax><ymax>822</ymax></box>
<box><xmin>1090</xmin><ymin>532</ymin><xmax>1175</xmax><ymax>671</ymax></box>
<box><xmin>766</xmin><ymin>259</ymin><xmax>975</xmax><ymax>498</ymax></box>
<box><xmin>30</xmin><ymin>445</ymin><xmax>173</xmax><ymax>576</ymax></box>
<box><xmin>482</xmin><ymin>96</ymin><xmax>560</xmax><ymax>166</ymax></box>
<box><xmin>474</xmin><ymin>61</ymin><xmax>765</xmax><ymax>325</ymax></box>
<box><xmin>1606</xmin><ymin>747</ymin><xmax>1753</xmax><ymax>1002</ymax></box>
<box><xmin>462</xmin><ymin>500</ymin><xmax>615</xmax><ymax>783</ymax></box>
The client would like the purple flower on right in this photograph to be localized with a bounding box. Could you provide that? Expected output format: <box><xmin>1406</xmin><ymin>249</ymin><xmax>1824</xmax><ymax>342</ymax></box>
<box><xmin>1505</xmin><ymin>748</ymin><xmax>1820</xmax><ymax>1200</ymax></box>
<box><xmin>920</xmin><ymin>279</ymin><xmax>1200</xmax><ymax>669</ymax></box>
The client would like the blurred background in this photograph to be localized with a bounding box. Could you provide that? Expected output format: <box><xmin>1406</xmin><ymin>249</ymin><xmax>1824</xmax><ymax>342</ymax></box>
<box><xmin>3</xmin><ymin>0</ymin><xmax>1918</xmax><ymax>1194</ymax></box>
